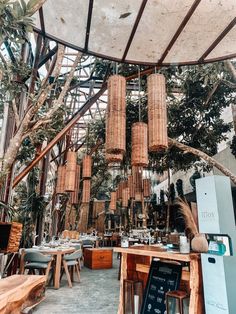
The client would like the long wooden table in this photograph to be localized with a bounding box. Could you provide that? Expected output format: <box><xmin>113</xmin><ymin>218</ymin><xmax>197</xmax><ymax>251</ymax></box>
<box><xmin>114</xmin><ymin>246</ymin><xmax>204</xmax><ymax>314</ymax></box>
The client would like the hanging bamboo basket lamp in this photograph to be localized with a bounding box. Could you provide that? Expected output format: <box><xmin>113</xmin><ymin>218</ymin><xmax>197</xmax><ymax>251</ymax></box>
<box><xmin>117</xmin><ymin>180</ymin><xmax>128</xmax><ymax>200</ymax></box>
<box><xmin>71</xmin><ymin>164</ymin><xmax>81</xmax><ymax>204</ymax></box>
<box><xmin>133</xmin><ymin>166</ymin><xmax>143</xmax><ymax>201</ymax></box>
<box><xmin>82</xmin><ymin>155</ymin><xmax>92</xmax><ymax>179</ymax></box>
<box><xmin>122</xmin><ymin>187</ymin><xmax>129</xmax><ymax>208</ymax></box>
<box><xmin>131</xmin><ymin>122</ymin><xmax>148</xmax><ymax>167</ymax></box>
<box><xmin>109</xmin><ymin>191</ymin><xmax>117</xmax><ymax>211</ymax></box>
<box><xmin>143</xmin><ymin>178</ymin><xmax>151</xmax><ymax>198</ymax></box>
<box><xmin>147</xmin><ymin>73</ymin><xmax>168</xmax><ymax>152</ymax></box>
<box><xmin>128</xmin><ymin>175</ymin><xmax>135</xmax><ymax>199</ymax></box>
<box><xmin>105</xmin><ymin>152</ymin><xmax>123</xmax><ymax>164</ymax></box>
<box><xmin>82</xmin><ymin>179</ymin><xmax>91</xmax><ymax>203</ymax></box>
<box><xmin>64</xmin><ymin>151</ymin><xmax>77</xmax><ymax>192</ymax></box>
<box><xmin>56</xmin><ymin>165</ymin><xmax>66</xmax><ymax>194</ymax></box>
<box><xmin>106</xmin><ymin>75</ymin><xmax>126</xmax><ymax>154</ymax></box>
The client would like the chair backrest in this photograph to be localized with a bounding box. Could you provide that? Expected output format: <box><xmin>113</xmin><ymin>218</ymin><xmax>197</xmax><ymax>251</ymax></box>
<box><xmin>73</xmin><ymin>244</ymin><xmax>82</xmax><ymax>250</ymax></box>
<box><xmin>64</xmin><ymin>250</ymin><xmax>82</xmax><ymax>261</ymax></box>
<box><xmin>82</xmin><ymin>239</ymin><xmax>94</xmax><ymax>247</ymax></box>
<box><xmin>61</xmin><ymin>230</ymin><xmax>70</xmax><ymax>239</ymax></box>
<box><xmin>24</xmin><ymin>251</ymin><xmax>52</xmax><ymax>263</ymax></box>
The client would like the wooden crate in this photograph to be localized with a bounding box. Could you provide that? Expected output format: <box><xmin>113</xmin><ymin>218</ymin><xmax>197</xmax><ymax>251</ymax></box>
<box><xmin>0</xmin><ymin>222</ymin><xmax>22</xmax><ymax>253</ymax></box>
<box><xmin>84</xmin><ymin>248</ymin><xmax>113</xmax><ymax>269</ymax></box>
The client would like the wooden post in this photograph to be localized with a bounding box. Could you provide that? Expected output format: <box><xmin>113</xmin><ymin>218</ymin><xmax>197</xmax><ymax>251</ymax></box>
<box><xmin>118</xmin><ymin>253</ymin><xmax>127</xmax><ymax>314</ymax></box>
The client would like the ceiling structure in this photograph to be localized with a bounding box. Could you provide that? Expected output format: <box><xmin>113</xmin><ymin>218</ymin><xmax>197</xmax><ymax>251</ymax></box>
<box><xmin>33</xmin><ymin>0</ymin><xmax>236</xmax><ymax>66</ymax></box>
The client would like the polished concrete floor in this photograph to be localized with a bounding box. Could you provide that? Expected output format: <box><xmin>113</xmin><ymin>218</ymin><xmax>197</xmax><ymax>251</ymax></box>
<box><xmin>34</xmin><ymin>251</ymin><xmax>120</xmax><ymax>314</ymax></box>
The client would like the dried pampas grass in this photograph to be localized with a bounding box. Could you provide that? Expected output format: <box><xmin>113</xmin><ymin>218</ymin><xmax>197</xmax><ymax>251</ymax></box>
<box><xmin>176</xmin><ymin>198</ymin><xmax>198</xmax><ymax>236</ymax></box>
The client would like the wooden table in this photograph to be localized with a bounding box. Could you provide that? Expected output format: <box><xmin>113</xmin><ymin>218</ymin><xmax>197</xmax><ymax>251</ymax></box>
<box><xmin>20</xmin><ymin>247</ymin><xmax>75</xmax><ymax>289</ymax></box>
<box><xmin>0</xmin><ymin>274</ymin><xmax>45</xmax><ymax>313</ymax></box>
<box><xmin>114</xmin><ymin>246</ymin><xmax>204</xmax><ymax>314</ymax></box>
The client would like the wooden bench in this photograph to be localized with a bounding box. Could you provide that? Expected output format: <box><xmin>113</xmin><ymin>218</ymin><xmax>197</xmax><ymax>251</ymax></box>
<box><xmin>0</xmin><ymin>275</ymin><xmax>46</xmax><ymax>314</ymax></box>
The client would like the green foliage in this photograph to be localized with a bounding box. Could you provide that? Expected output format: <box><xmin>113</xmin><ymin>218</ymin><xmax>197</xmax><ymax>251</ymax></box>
<box><xmin>176</xmin><ymin>179</ymin><xmax>184</xmax><ymax>199</ymax></box>
<box><xmin>0</xmin><ymin>0</ymin><xmax>35</xmax><ymax>45</ymax></box>
<box><xmin>230</xmin><ymin>135</ymin><xmax>236</xmax><ymax>158</ymax></box>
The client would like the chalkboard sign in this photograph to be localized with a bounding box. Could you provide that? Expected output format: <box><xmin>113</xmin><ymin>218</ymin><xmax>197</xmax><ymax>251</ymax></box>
<box><xmin>141</xmin><ymin>260</ymin><xmax>182</xmax><ymax>314</ymax></box>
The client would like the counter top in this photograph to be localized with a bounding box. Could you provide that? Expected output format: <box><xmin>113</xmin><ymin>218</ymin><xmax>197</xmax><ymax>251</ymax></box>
<box><xmin>114</xmin><ymin>245</ymin><xmax>199</xmax><ymax>262</ymax></box>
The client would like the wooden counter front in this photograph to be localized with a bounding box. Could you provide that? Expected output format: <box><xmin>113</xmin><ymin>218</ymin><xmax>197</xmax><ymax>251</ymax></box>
<box><xmin>114</xmin><ymin>246</ymin><xmax>204</xmax><ymax>314</ymax></box>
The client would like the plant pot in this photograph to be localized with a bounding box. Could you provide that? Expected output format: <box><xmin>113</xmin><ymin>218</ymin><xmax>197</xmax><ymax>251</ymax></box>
<box><xmin>191</xmin><ymin>233</ymin><xmax>208</xmax><ymax>253</ymax></box>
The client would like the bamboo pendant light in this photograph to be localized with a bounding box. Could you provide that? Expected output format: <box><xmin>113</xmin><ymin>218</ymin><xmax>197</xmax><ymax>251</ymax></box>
<box><xmin>82</xmin><ymin>155</ymin><xmax>92</xmax><ymax>178</ymax></box>
<box><xmin>56</xmin><ymin>165</ymin><xmax>66</xmax><ymax>194</ymax></box>
<box><xmin>106</xmin><ymin>75</ymin><xmax>126</xmax><ymax>154</ymax></box>
<box><xmin>122</xmin><ymin>187</ymin><xmax>129</xmax><ymax>208</ymax></box>
<box><xmin>64</xmin><ymin>151</ymin><xmax>77</xmax><ymax>191</ymax></box>
<box><xmin>117</xmin><ymin>180</ymin><xmax>128</xmax><ymax>200</ymax></box>
<box><xmin>105</xmin><ymin>152</ymin><xmax>123</xmax><ymax>164</ymax></box>
<box><xmin>143</xmin><ymin>178</ymin><xmax>151</xmax><ymax>198</ymax></box>
<box><xmin>82</xmin><ymin>179</ymin><xmax>91</xmax><ymax>203</ymax></box>
<box><xmin>148</xmin><ymin>73</ymin><xmax>168</xmax><ymax>151</ymax></box>
<box><xmin>133</xmin><ymin>166</ymin><xmax>143</xmax><ymax>201</ymax></box>
<box><xmin>109</xmin><ymin>191</ymin><xmax>117</xmax><ymax>211</ymax></box>
<box><xmin>131</xmin><ymin>122</ymin><xmax>148</xmax><ymax>167</ymax></box>
<box><xmin>128</xmin><ymin>175</ymin><xmax>135</xmax><ymax>199</ymax></box>
<box><xmin>71</xmin><ymin>165</ymin><xmax>81</xmax><ymax>204</ymax></box>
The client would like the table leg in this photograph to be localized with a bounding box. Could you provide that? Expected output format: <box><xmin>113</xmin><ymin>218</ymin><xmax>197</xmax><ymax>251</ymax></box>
<box><xmin>117</xmin><ymin>253</ymin><xmax>127</xmax><ymax>314</ymax></box>
<box><xmin>189</xmin><ymin>257</ymin><xmax>204</xmax><ymax>314</ymax></box>
<box><xmin>54</xmin><ymin>253</ymin><xmax>62</xmax><ymax>289</ymax></box>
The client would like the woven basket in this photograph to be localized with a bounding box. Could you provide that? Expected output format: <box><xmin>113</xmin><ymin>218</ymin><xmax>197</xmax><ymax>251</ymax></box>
<box><xmin>131</xmin><ymin>122</ymin><xmax>148</xmax><ymax>167</ymax></box>
<box><xmin>147</xmin><ymin>73</ymin><xmax>168</xmax><ymax>151</ymax></box>
<box><xmin>82</xmin><ymin>179</ymin><xmax>91</xmax><ymax>203</ymax></box>
<box><xmin>56</xmin><ymin>165</ymin><xmax>66</xmax><ymax>194</ymax></box>
<box><xmin>71</xmin><ymin>164</ymin><xmax>81</xmax><ymax>204</ymax></box>
<box><xmin>143</xmin><ymin>178</ymin><xmax>151</xmax><ymax>198</ymax></box>
<box><xmin>122</xmin><ymin>187</ymin><xmax>129</xmax><ymax>208</ymax></box>
<box><xmin>106</xmin><ymin>75</ymin><xmax>126</xmax><ymax>154</ymax></box>
<box><xmin>82</xmin><ymin>155</ymin><xmax>92</xmax><ymax>178</ymax></box>
<box><xmin>105</xmin><ymin>152</ymin><xmax>123</xmax><ymax>164</ymax></box>
<box><xmin>64</xmin><ymin>151</ymin><xmax>77</xmax><ymax>191</ymax></box>
<box><xmin>128</xmin><ymin>175</ymin><xmax>135</xmax><ymax>199</ymax></box>
<box><xmin>109</xmin><ymin>191</ymin><xmax>117</xmax><ymax>211</ymax></box>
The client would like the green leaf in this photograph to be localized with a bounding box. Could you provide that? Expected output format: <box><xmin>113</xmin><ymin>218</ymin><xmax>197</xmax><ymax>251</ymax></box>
<box><xmin>26</xmin><ymin>0</ymin><xmax>39</xmax><ymax>11</ymax></box>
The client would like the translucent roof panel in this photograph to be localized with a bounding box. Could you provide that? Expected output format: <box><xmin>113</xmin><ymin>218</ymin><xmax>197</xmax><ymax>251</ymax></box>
<box><xmin>31</xmin><ymin>0</ymin><xmax>236</xmax><ymax>65</ymax></box>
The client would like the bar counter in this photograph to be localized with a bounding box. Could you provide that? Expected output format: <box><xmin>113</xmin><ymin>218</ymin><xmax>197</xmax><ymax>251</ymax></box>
<box><xmin>114</xmin><ymin>246</ymin><xmax>204</xmax><ymax>314</ymax></box>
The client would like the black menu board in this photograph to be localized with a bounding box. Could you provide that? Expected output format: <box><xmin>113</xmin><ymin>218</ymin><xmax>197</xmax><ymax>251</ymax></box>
<box><xmin>141</xmin><ymin>260</ymin><xmax>182</xmax><ymax>314</ymax></box>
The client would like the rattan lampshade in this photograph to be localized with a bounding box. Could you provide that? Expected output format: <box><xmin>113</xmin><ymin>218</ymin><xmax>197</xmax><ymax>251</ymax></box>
<box><xmin>82</xmin><ymin>179</ymin><xmax>91</xmax><ymax>203</ymax></box>
<box><xmin>131</xmin><ymin>122</ymin><xmax>148</xmax><ymax>167</ymax></box>
<box><xmin>122</xmin><ymin>187</ymin><xmax>129</xmax><ymax>208</ymax></box>
<box><xmin>105</xmin><ymin>152</ymin><xmax>123</xmax><ymax>164</ymax></box>
<box><xmin>117</xmin><ymin>180</ymin><xmax>128</xmax><ymax>200</ymax></box>
<box><xmin>143</xmin><ymin>178</ymin><xmax>151</xmax><ymax>198</ymax></box>
<box><xmin>71</xmin><ymin>164</ymin><xmax>81</xmax><ymax>204</ymax></box>
<box><xmin>64</xmin><ymin>151</ymin><xmax>77</xmax><ymax>191</ymax></box>
<box><xmin>82</xmin><ymin>155</ymin><xmax>92</xmax><ymax>178</ymax></box>
<box><xmin>109</xmin><ymin>191</ymin><xmax>117</xmax><ymax>211</ymax></box>
<box><xmin>148</xmin><ymin>73</ymin><xmax>168</xmax><ymax>152</ymax></box>
<box><xmin>133</xmin><ymin>166</ymin><xmax>143</xmax><ymax>201</ymax></box>
<box><xmin>128</xmin><ymin>175</ymin><xmax>135</xmax><ymax>199</ymax></box>
<box><xmin>106</xmin><ymin>75</ymin><xmax>126</xmax><ymax>154</ymax></box>
<box><xmin>56</xmin><ymin>165</ymin><xmax>66</xmax><ymax>194</ymax></box>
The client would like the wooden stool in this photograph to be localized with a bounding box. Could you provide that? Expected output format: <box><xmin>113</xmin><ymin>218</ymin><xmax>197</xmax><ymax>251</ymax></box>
<box><xmin>166</xmin><ymin>290</ymin><xmax>189</xmax><ymax>314</ymax></box>
<box><xmin>123</xmin><ymin>279</ymin><xmax>143</xmax><ymax>314</ymax></box>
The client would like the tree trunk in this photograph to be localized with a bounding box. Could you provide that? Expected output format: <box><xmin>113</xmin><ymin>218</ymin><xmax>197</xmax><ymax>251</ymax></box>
<box><xmin>168</xmin><ymin>137</ymin><xmax>236</xmax><ymax>185</ymax></box>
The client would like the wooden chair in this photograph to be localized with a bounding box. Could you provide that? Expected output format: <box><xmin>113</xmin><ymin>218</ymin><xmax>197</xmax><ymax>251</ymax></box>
<box><xmin>20</xmin><ymin>251</ymin><xmax>52</xmax><ymax>281</ymax></box>
<box><xmin>61</xmin><ymin>250</ymin><xmax>82</xmax><ymax>288</ymax></box>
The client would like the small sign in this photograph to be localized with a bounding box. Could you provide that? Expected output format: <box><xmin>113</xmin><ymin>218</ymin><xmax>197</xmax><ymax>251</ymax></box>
<box><xmin>141</xmin><ymin>260</ymin><xmax>182</xmax><ymax>314</ymax></box>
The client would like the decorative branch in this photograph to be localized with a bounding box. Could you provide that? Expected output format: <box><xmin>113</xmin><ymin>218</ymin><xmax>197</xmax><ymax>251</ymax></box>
<box><xmin>168</xmin><ymin>137</ymin><xmax>236</xmax><ymax>185</ymax></box>
<box><xmin>11</xmin><ymin>99</ymin><xmax>20</xmax><ymax>128</ymax></box>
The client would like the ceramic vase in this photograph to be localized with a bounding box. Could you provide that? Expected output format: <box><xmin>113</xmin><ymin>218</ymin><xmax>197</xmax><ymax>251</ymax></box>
<box><xmin>191</xmin><ymin>233</ymin><xmax>208</xmax><ymax>253</ymax></box>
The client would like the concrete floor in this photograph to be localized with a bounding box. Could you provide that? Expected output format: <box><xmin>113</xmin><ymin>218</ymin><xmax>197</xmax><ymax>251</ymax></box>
<box><xmin>34</xmin><ymin>252</ymin><xmax>120</xmax><ymax>314</ymax></box>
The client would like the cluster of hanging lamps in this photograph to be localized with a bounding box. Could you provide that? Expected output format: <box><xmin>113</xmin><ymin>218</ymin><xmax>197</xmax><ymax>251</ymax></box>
<box><xmin>147</xmin><ymin>73</ymin><xmax>168</xmax><ymax>152</ymax></box>
<box><xmin>105</xmin><ymin>152</ymin><xmax>123</xmax><ymax>164</ymax></box>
